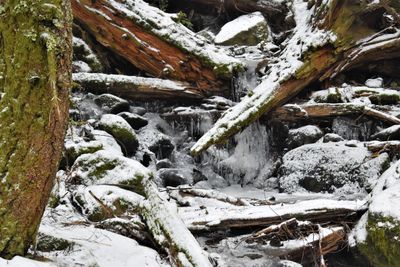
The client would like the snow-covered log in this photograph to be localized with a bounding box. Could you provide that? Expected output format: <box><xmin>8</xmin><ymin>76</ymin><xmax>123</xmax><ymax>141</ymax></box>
<box><xmin>271</xmin><ymin>103</ymin><xmax>400</xmax><ymax>124</ymax></box>
<box><xmin>139</xmin><ymin>178</ymin><xmax>213</xmax><ymax>267</ymax></box>
<box><xmin>71</xmin><ymin>0</ymin><xmax>243</xmax><ymax>95</ymax></box>
<box><xmin>181</xmin><ymin>0</ymin><xmax>287</xmax><ymax>16</ymax></box>
<box><xmin>191</xmin><ymin>0</ymin><xmax>400</xmax><ymax>155</ymax></box>
<box><xmin>179</xmin><ymin>199</ymin><xmax>366</xmax><ymax>231</ymax></box>
<box><xmin>73</xmin><ymin>73</ymin><xmax>204</xmax><ymax>100</ymax></box>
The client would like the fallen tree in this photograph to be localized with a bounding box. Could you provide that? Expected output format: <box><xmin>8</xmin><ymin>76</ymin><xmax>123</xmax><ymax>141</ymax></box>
<box><xmin>191</xmin><ymin>0</ymin><xmax>400</xmax><ymax>155</ymax></box>
<box><xmin>270</xmin><ymin>103</ymin><xmax>400</xmax><ymax>124</ymax></box>
<box><xmin>73</xmin><ymin>73</ymin><xmax>204</xmax><ymax>100</ymax></box>
<box><xmin>179</xmin><ymin>199</ymin><xmax>366</xmax><ymax>231</ymax></box>
<box><xmin>71</xmin><ymin>0</ymin><xmax>243</xmax><ymax>96</ymax></box>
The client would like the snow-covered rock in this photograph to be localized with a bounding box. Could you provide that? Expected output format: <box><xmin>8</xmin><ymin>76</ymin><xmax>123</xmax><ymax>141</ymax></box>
<box><xmin>94</xmin><ymin>93</ymin><xmax>130</xmax><ymax>114</ymax></box>
<box><xmin>286</xmin><ymin>125</ymin><xmax>323</xmax><ymax>149</ymax></box>
<box><xmin>214</xmin><ymin>12</ymin><xmax>269</xmax><ymax>46</ymax></box>
<box><xmin>73</xmin><ymin>37</ymin><xmax>103</xmax><ymax>72</ymax></box>
<box><xmin>371</xmin><ymin>125</ymin><xmax>400</xmax><ymax>141</ymax></box>
<box><xmin>158</xmin><ymin>168</ymin><xmax>190</xmax><ymax>187</ymax></box>
<box><xmin>138</xmin><ymin>126</ymin><xmax>175</xmax><ymax>159</ymax></box>
<box><xmin>278</xmin><ymin>142</ymin><xmax>389</xmax><ymax>194</ymax></box>
<box><xmin>357</xmin><ymin>160</ymin><xmax>400</xmax><ymax>266</ymax></box>
<box><xmin>98</xmin><ymin>114</ymin><xmax>139</xmax><ymax>156</ymax></box>
<box><xmin>323</xmin><ymin>133</ymin><xmax>344</xmax><ymax>143</ymax></box>
<box><xmin>70</xmin><ymin>150</ymin><xmax>152</xmax><ymax>186</ymax></box>
<box><xmin>365</xmin><ymin>77</ymin><xmax>384</xmax><ymax>88</ymax></box>
<box><xmin>71</xmin><ymin>185</ymin><xmax>144</xmax><ymax>221</ymax></box>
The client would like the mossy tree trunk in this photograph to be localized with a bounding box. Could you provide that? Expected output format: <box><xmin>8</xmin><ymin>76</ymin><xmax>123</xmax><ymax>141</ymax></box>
<box><xmin>0</xmin><ymin>0</ymin><xmax>72</xmax><ymax>258</ymax></box>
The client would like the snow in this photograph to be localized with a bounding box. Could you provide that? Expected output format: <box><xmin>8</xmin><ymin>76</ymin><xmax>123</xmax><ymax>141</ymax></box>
<box><xmin>0</xmin><ymin>257</ymin><xmax>54</xmax><ymax>267</ymax></box>
<box><xmin>180</xmin><ymin>198</ymin><xmax>366</xmax><ymax>231</ymax></box>
<box><xmin>87</xmin><ymin>0</ymin><xmax>243</xmax><ymax>72</ymax></box>
<box><xmin>191</xmin><ymin>0</ymin><xmax>337</xmax><ymax>154</ymax></box>
<box><xmin>365</xmin><ymin>77</ymin><xmax>383</xmax><ymax>88</ymax></box>
<box><xmin>348</xmin><ymin>212</ymin><xmax>368</xmax><ymax>246</ymax></box>
<box><xmin>70</xmin><ymin>150</ymin><xmax>152</xmax><ymax>186</ymax></box>
<box><xmin>214</xmin><ymin>12</ymin><xmax>267</xmax><ymax>44</ymax></box>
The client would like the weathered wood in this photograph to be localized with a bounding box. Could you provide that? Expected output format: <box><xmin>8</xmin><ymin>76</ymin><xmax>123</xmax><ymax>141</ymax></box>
<box><xmin>271</xmin><ymin>103</ymin><xmax>400</xmax><ymax>124</ymax></box>
<box><xmin>71</xmin><ymin>0</ymin><xmax>243</xmax><ymax>96</ymax></box>
<box><xmin>140</xmin><ymin>178</ymin><xmax>213</xmax><ymax>267</ymax></box>
<box><xmin>191</xmin><ymin>0</ymin><xmax>400</xmax><ymax>155</ymax></box>
<box><xmin>73</xmin><ymin>73</ymin><xmax>204</xmax><ymax>100</ymax></box>
<box><xmin>179</xmin><ymin>199</ymin><xmax>366</xmax><ymax>231</ymax></box>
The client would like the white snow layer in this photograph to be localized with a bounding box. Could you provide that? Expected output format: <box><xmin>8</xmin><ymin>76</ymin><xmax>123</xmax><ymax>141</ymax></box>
<box><xmin>191</xmin><ymin>0</ymin><xmax>336</xmax><ymax>154</ymax></box>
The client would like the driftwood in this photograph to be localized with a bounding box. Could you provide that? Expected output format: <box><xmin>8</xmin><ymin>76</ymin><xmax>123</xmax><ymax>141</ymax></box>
<box><xmin>73</xmin><ymin>73</ymin><xmax>204</xmax><ymax>100</ymax></box>
<box><xmin>71</xmin><ymin>0</ymin><xmax>243</xmax><ymax>96</ymax></box>
<box><xmin>139</xmin><ymin>178</ymin><xmax>213</xmax><ymax>267</ymax></box>
<box><xmin>179</xmin><ymin>199</ymin><xmax>366</xmax><ymax>231</ymax></box>
<box><xmin>270</xmin><ymin>103</ymin><xmax>400</xmax><ymax>124</ymax></box>
<box><xmin>190</xmin><ymin>0</ymin><xmax>400</xmax><ymax>155</ymax></box>
<box><xmin>246</xmin><ymin>219</ymin><xmax>346</xmax><ymax>265</ymax></box>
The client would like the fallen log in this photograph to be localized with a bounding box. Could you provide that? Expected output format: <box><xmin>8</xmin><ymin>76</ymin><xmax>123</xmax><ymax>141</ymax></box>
<box><xmin>73</xmin><ymin>73</ymin><xmax>204</xmax><ymax>100</ymax></box>
<box><xmin>180</xmin><ymin>0</ymin><xmax>287</xmax><ymax>16</ymax></box>
<box><xmin>366</xmin><ymin>140</ymin><xmax>400</xmax><ymax>154</ymax></box>
<box><xmin>71</xmin><ymin>0</ymin><xmax>243</xmax><ymax>96</ymax></box>
<box><xmin>179</xmin><ymin>199</ymin><xmax>366</xmax><ymax>231</ymax></box>
<box><xmin>139</xmin><ymin>177</ymin><xmax>213</xmax><ymax>267</ymax></box>
<box><xmin>271</xmin><ymin>103</ymin><xmax>400</xmax><ymax>124</ymax></box>
<box><xmin>191</xmin><ymin>0</ymin><xmax>400</xmax><ymax>155</ymax></box>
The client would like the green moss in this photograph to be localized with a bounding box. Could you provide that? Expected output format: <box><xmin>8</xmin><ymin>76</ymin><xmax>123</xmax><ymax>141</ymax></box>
<box><xmin>172</xmin><ymin>11</ymin><xmax>193</xmax><ymax>30</ymax></box>
<box><xmin>359</xmin><ymin>214</ymin><xmax>400</xmax><ymax>267</ymax></box>
<box><xmin>36</xmin><ymin>234</ymin><xmax>74</xmax><ymax>252</ymax></box>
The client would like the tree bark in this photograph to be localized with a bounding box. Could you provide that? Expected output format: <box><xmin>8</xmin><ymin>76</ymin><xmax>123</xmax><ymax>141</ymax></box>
<box><xmin>0</xmin><ymin>0</ymin><xmax>72</xmax><ymax>258</ymax></box>
<box><xmin>71</xmin><ymin>0</ymin><xmax>243</xmax><ymax>96</ymax></box>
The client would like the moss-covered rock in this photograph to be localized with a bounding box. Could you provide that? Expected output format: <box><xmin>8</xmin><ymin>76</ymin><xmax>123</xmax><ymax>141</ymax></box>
<box><xmin>98</xmin><ymin>114</ymin><xmax>139</xmax><ymax>156</ymax></box>
<box><xmin>359</xmin><ymin>214</ymin><xmax>400</xmax><ymax>267</ymax></box>
<box><xmin>36</xmin><ymin>233</ymin><xmax>74</xmax><ymax>252</ymax></box>
<box><xmin>69</xmin><ymin>150</ymin><xmax>152</xmax><ymax>188</ymax></box>
<box><xmin>63</xmin><ymin>140</ymin><xmax>103</xmax><ymax>167</ymax></box>
<box><xmin>71</xmin><ymin>185</ymin><xmax>144</xmax><ymax>222</ymax></box>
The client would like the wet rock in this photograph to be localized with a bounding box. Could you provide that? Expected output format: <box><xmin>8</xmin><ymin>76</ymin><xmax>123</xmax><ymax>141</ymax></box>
<box><xmin>371</xmin><ymin>125</ymin><xmax>400</xmax><ymax>141</ymax></box>
<box><xmin>98</xmin><ymin>114</ymin><xmax>139</xmax><ymax>156</ymax></box>
<box><xmin>71</xmin><ymin>185</ymin><xmax>144</xmax><ymax>222</ymax></box>
<box><xmin>323</xmin><ymin>133</ymin><xmax>344</xmax><ymax>143</ymax></box>
<box><xmin>131</xmin><ymin>106</ymin><xmax>147</xmax><ymax>116</ymax></box>
<box><xmin>118</xmin><ymin>112</ymin><xmax>148</xmax><ymax>130</ymax></box>
<box><xmin>278</xmin><ymin>142</ymin><xmax>389</xmax><ymax>194</ymax></box>
<box><xmin>69</xmin><ymin>150</ymin><xmax>151</xmax><ymax>187</ymax></box>
<box><xmin>94</xmin><ymin>94</ymin><xmax>130</xmax><ymax>114</ymax></box>
<box><xmin>214</xmin><ymin>12</ymin><xmax>269</xmax><ymax>46</ymax></box>
<box><xmin>156</xmin><ymin>159</ymin><xmax>173</xmax><ymax>170</ymax></box>
<box><xmin>139</xmin><ymin>127</ymin><xmax>175</xmax><ymax>159</ymax></box>
<box><xmin>286</xmin><ymin>125</ymin><xmax>323</xmax><ymax>149</ymax></box>
<box><xmin>158</xmin><ymin>168</ymin><xmax>189</xmax><ymax>187</ymax></box>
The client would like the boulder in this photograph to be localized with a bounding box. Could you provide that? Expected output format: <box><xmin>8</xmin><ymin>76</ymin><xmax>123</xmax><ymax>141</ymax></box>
<box><xmin>156</xmin><ymin>159</ymin><xmax>173</xmax><ymax>170</ymax></box>
<box><xmin>358</xmin><ymin>160</ymin><xmax>400</xmax><ymax>266</ymax></box>
<box><xmin>131</xmin><ymin>106</ymin><xmax>147</xmax><ymax>116</ymax></box>
<box><xmin>323</xmin><ymin>133</ymin><xmax>344</xmax><ymax>143</ymax></box>
<box><xmin>139</xmin><ymin>127</ymin><xmax>175</xmax><ymax>159</ymax></box>
<box><xmin>286</xmin><ymin>125</ymin><xmax>323</xmax><ymax>149</ymax></box>
<box><xmin>158</xmin><ymin>168</ymin><xmax>189</xmax><ymax>187</ymax></box>
<box><xmin>94</xmin><ymin>93</ymin><xmax>130</xmax><ymax>114</ymax></box>
<box><xmin>278</xmin><ymin>142</ymin><xmax>389</xmax><ymax>194</ymax></box>
<box><xmin>36</xmin><ymin>233</ymin><xmax>75</xmax><ymax>252</ymax></box>
<box><xmin>64</xmin><ymin>139</ymin><xmax>103</xmax><ymax>167</ymax></box>
<box><xmin>118</xmin><ymin>112</ymin><xmax>149</xmax><ymax>130</ymax></box>
<box><xmin>98</xmin><ymin>114</ymin><xmax>139</xmax><ymax>156</ymax></box>
<box><xmin>69</xmin><ymin>150</ymin><xmax>152</xmax><ymax>187</ymax></box>
<box><xmin>371</xmin><ymin>125</ymin><xmax>400</xmax><ymax>141</ymax></box>
<box><xmin>214</xmin><ymin>12</ymin><xmax>269</xmax><ymax>46</ymax></box>
<box><xmin>71</xmin><ymin>185</ymin><xmax>144</xmax><ymax>222</ymax></box>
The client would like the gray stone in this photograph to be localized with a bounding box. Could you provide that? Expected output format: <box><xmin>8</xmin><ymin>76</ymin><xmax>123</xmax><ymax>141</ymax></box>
<box><xmin>158</xmin><ymin>168</ymin><xmax>189</xmax><ymax>187</ymax></box>
<box><xmin>322</xmin><ymin>133</ymin><xmax>344</xmax><ymax>143</ymax></box>
<box><xmin>94</xmin><ymin>94</ymin><xmax>130</xmax><ymax>114</ymax></box>
<box><xmin>156</xmin><ymin>159</ymin><xmax>173</xmax><ymax>170</ymax></box>
<box><xmin>118</xmin><ymin>112</ymin><xmax>148</xmax><ymax>130</ymax></box>
<box><xmin>286</xmin><ymin>125</ymin><xmax>323</xmax><ymax>149</ymax></box>
<box><xmin>278</xmin><ymin>142</ymin><xmax>389</xmax><ymax>194</ymax></box>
